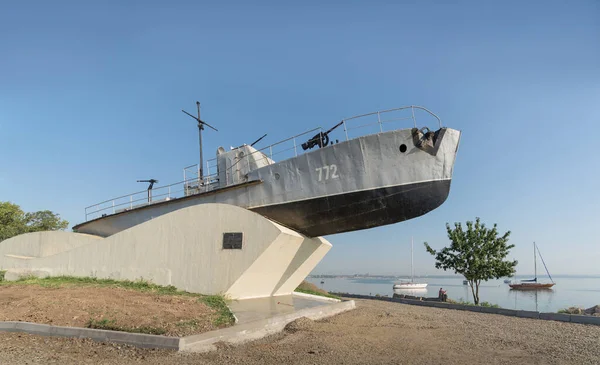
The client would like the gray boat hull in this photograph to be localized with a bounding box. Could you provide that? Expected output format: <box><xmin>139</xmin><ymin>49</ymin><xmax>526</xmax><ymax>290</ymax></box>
<box><xmin>74</xmin><ymin>127</ymin><xmax>460</xmax><ymax>237</ymax></box>
<box><xmin>251</xmin><ymin>179</ymin><xmax>451</xmax><ymax>237</ymax></box>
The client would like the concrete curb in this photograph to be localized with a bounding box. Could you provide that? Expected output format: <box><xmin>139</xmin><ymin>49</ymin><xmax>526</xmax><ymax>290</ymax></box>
<box><xmin>180</xmin><ymin>300</ymin><xmax>356</xmax><ymax>353</ymax></box>
<box><xmin>0</xmin><ymin>300</ymin><xmax>356</xmax><ymax>352</ymax></box>
<box><xmin>570</xmin><ymin>315</ymin><xmax>600</xmax><ymax>325</ymax></box>
<box><xmin>0</xmin><ymin>321</ymin><xmax>180</xmax><ymax>349</ymax></box>
<box><xmin>333</xmin><ymin>293</ymin><xmax>600</xmax><ymax>327</ymax></box>
<box><xmin>539</xmin><ymin>312</ymin><xmax>571</xmax><ymax>322</ymax></box>
<box><xmin>292</xmin><ymin>291</ymin><xmax>341</xmax><ymax>302</ymax></box>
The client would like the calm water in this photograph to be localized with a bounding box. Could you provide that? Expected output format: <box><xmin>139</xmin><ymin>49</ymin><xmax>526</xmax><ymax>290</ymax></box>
<box><xmin>306</xmin><ymin>276</ymin><xmax>600</xmax><ymax>312</ymax></box>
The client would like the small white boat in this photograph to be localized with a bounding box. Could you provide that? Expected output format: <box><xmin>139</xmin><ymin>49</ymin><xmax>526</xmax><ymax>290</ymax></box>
<box><xmin>393</xmin><ymin>237</ymin><xmax>427</xmax><ymax>290</ymax></box>
<box><xmin>393</xmin><ymin>282</ymin><xmax>428</xmax><ymax>289</ymax></box>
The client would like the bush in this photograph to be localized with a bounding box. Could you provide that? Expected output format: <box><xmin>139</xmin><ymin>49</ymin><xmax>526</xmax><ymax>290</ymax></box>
<box><xmin>447</xmin><ymin>298</ymin><xmax>500</xmax><ymax>308</ymax></box>
<box><xmin>558</xmin><ymin>307</ymin><xmax>584</xmax><ymax>315</ymax></box>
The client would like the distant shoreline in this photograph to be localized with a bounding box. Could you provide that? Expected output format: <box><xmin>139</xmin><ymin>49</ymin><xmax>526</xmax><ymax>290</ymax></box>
<box><xmin>309</xmin><ymin>274</ymin><xmax>600</xmax><ymax>279</ymax></box>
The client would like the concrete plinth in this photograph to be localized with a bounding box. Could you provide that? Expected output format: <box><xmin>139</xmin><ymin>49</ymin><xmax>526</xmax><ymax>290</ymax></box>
<box><xmin>0</xmin><ymin>204</ymin><xmax>332</xmax><ymax>299</ymax></box>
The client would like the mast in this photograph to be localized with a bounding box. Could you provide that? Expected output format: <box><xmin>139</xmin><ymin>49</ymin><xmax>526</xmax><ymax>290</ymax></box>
<box><xmin>182</xmin><ymin>102</ymin><xmax>218</xmax><ymax>185</ymax></box>
<box><xmin>533</xmin><ymin>242</ymin><xmax>537</xmax><ymax>282</ymax></box>
<box><xmin>536</xmin><ymin>242</ymin><xmax>555</xmax><ymax>284</ymax></box>
<box><xmin>411</xmin><ymin>237</ymin><xmax>414</xmax><ymax>283</ymax></box>
<box><xmin>197</xmin><ymin>102</ymin><xmax>203</xmax><ymax>183</ymax></box>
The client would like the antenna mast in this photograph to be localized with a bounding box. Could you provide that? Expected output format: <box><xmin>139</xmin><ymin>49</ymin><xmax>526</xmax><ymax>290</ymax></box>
<box><xmin>533</xmin><ymin>242</ymin><xmax>537</xmax><ymax>282</ymax></box>
<box><xmin>182</xmin><ymin>102</ymin><xmax>218</xmax><ymax>184</ymax></box>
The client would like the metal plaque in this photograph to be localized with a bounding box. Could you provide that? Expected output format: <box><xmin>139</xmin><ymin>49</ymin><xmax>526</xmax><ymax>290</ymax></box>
<box><xmin>223</xmin><ymin>232</ymin><xmax>243</xmax><ymax>249</ymax></box>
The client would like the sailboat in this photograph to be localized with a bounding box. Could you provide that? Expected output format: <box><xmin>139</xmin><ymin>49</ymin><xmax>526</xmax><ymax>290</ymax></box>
<box><xmin>509</xmin><ymin>242</ymin><xmax>555</xmax><ymax>290</ymax></box>
<box><xmin>393</xmin><ymin>237</ymin><xmax>428</xmax><ymax>290</ymax></box>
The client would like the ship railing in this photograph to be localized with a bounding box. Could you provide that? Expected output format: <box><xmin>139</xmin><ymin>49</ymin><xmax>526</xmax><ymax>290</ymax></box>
<box><xmin>83</xmin><ymin>175</ymin><xmax>219</xmax><ymax>221</ymax></box>
<box><xmin>220</xmin><ymin>127</ymin><xmax>324</xmax><ymax>180</ymax></box>
<box><xmin>183</xmin><ymin>158</ymin><xmax>220</xmax><ymax>194</ymax></box>
<box><xmin>339</xmin><ymin>105</ymin><xmax>442</xmax><ymax>141</ymax></box>
<box><xmin>225</xmin><ymin>105</ymin><xmax>442</xmax><ymax>173</ymax></box>
<box><xmin>181</xmin><ymin>126</ymin><xmax>324</xmax><ymax>190</ymax></box>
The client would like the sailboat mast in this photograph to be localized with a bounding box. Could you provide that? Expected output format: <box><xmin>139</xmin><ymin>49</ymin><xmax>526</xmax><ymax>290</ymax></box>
<box><xmin>411</xmin><ymin>237</ymin><xmax>414</xmax><ymax>283</ymax></box>
<box><xmin>536</xmin><ymin>243</ymin><xmax>555</xmax><ymax>283</ymax></box>
<box><xmin>534</xmin><ymin>242</ymin><xmax>537</xmax><ymax>282</ymax></box>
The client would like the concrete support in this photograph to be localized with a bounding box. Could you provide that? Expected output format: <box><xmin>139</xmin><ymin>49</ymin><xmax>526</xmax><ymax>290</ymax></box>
<box><xmin>0</xmin><ymin>204</ymin><xmax>331</xmax><ymax>299</ymax></box>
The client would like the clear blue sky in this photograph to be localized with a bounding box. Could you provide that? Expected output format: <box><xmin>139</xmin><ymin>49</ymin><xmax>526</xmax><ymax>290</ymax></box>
<box><xmin>1</xmin><ymin>1</ymin><xmax>598</xmax><ymax>276</ymax></box>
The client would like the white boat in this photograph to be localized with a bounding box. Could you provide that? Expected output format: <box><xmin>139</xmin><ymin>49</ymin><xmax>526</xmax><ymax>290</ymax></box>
<box><xmin>394</xmin><ymin>282</ymin><xmax>428</xmax><ymax>289</ymax></box>
<box><xmin>393</xmin><ymin>237</ymin><xmax>428</xmax><ymax>290</ymax></box>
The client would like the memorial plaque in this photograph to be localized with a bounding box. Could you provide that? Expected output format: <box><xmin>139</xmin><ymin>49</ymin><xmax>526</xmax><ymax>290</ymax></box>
<box><xmin>223</xmin><ymin>232</ymin><xmax>243</xmax><ymax>249</ymax></box>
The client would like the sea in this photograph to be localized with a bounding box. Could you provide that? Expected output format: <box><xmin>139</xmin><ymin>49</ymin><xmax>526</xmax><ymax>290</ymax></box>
<box><xmin>306</xmin><ymin>276</ymin><xmax>600</xmax><ymax>313</ymax></box>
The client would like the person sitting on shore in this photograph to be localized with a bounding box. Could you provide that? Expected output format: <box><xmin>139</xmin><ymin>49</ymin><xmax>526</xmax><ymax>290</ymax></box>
<box><xmin>438</xmin><ymin>288</ymin><xmax>448</xmax><ymax>302</ymax></box>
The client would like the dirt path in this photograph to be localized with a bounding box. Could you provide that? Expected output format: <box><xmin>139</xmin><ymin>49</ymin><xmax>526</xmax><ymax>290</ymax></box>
<box><xmin>0</xmin><ymin>285</ymin><xmax>220</xmax><ymax>336</ymax></box>
<box><xmin>1</xmin><ymin>298</ymin><xmax>600</xmax><ymax>364</ymax></box>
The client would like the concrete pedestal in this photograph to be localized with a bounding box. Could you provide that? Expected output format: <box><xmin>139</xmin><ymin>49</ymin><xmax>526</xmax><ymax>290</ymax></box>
<box><xmin>0</xmin><ymin>204</ymin><xmax>331</xmax><ymax>299</ymax></box>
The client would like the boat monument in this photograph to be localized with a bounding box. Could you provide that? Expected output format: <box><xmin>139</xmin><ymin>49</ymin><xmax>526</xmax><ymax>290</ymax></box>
<box><xmin>0</xmin><ymin>103</ymin><xmax>461</xmax><ymax>300</ymax></box>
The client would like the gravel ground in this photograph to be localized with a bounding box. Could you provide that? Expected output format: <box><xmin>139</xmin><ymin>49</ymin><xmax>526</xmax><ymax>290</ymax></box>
<box><xmin>1</xmin><ymin>298</ymin><xmax>599</xmax><ymax>364</ymax></box>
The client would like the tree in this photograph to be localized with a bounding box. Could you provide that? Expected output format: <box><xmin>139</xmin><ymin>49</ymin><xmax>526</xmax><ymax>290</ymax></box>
<box><xmin>25</xmin><ymin>210</ymin><xmax>69</xmax><ymax>232</ymax></box>
<box><xmin>424</xmin><ymin>217</ymin><xmax>517</xmax><ymax>305</ymax></box>
<box><xmin>0</xmin><ymin>202</ymin><xmax>26</xmax><ymax>242</ymax></box>
<box><xmin>0</xmin><ymin>202</ymin><xmax>69</xmax><ymax>242</ymax></box>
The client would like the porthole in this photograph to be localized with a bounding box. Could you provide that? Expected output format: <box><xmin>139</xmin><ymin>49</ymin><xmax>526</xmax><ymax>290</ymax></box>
<box><xmin>399</xmin><ymin>144</ymin><xmax>407</xmax><ymax>153</ymax></box>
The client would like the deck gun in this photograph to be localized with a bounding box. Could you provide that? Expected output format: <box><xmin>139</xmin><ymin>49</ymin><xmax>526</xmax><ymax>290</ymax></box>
<box><xmin>301</xmin><ymin>121</ymin><xmax>344</xmax><ymax>151</ymax></box>
<box><xmin>137</xmin><ymin>179</ymin><xmax>158</xmax><ymax>203</ymax></box>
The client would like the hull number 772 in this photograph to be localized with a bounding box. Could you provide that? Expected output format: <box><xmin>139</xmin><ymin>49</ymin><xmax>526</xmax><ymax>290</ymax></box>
<box><xmin>315</xmin><ymin>164</ymin><xmax>339</xmax><ymax>181</ymax></box>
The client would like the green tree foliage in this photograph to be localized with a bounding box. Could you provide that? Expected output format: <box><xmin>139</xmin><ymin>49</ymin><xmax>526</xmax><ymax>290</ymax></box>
<box><xmin>0</xmin><ymin>202</ymin><xmax>68</xmax><ymax>242</ymax></box>
<box><xmin>424</xmin><ymin>218</ymin><xmax>517</xmax><ymax>305</ymax></box>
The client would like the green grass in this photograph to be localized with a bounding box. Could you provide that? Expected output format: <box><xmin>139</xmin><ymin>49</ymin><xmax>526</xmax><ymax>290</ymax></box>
<box><xmin>448</xmin><ymin>298</ymin><xmax>500</xmax><ymax>308</ymax></box>
<box><xmin>86</xmin><ymin>318</ymin><xmax>167</xmax><ymax>335</ymax></box>
<box><xmin>0</xmin><ymin>270</ymin><xmax>5</xmax><ymax>282</ymax></box>
<box><xmin>295</xmin><ymin>288</ymin><xmax>341</xmax><ymax>300</ymax></box>
<box><xmin>0</xmin><ymin>275</ymin><xmax>235</xmax><ymax>327</ymax></box>
<box><xmin>202</xmin><ymin>294</ymin><xmax>236</xmax><ymax>326</ymax></box>
<box><xmin>1</xmin><ymin>275</ymin><xmax>190</xmax><ymax>294</ymax></box>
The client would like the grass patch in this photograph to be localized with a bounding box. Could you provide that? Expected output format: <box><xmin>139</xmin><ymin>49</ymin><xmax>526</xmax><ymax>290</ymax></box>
<box><xmin>2</xmin><ymin>275</ymin><xmax>189</xmax><ymax>295</ymax></box>
<box><xmin>86</xmin><ymin>318</ymin><xmax>167</xmax><ymax>335</ymax></box>
<box><xmin>295</xmin><ymin>280</ymin><xmax>341</xmax><ymax>300</ymax></box>
<box><xmin>448</xmin><ymin>298</ymin><xmax>500</xmax><ymax>308</ymax></box>
<box><xmin>201</xmin><ymin>295</ymin><xmax>235</xmax><ymax>326</ymax></box>
<box><xmin>0</xmin><ymin>275</ymin><xmax>235</xmax><ymax>327</ymax></box>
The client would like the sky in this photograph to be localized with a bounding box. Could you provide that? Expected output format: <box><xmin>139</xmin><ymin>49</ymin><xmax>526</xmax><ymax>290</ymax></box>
<box><xmin>1</xmin><ymin>1</ymin><xmax>599</xmax><ymax>276</ymax></box>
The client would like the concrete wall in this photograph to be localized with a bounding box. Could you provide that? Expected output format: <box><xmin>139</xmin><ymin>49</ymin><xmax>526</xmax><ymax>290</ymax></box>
<box><xmin>0</xmin><ymin>231</ymin><xmax>100</xmax><ymax>260</ymax></box>
<box><xmin>0</xmin><ymin>204</ymin><xmax>331</xmax><ymax>299</ymax></box>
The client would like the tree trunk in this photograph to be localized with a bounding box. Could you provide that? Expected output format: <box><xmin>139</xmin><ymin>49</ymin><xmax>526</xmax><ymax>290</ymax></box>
<box><xmin>469</xmin><ymin>280</ymin><xmax>477</xmax><ymax>304</ymax></box>
<box><xmin>474</xmin><ymin>280</ymin><xmax>480</xmax><ymax>305</ymax></box>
